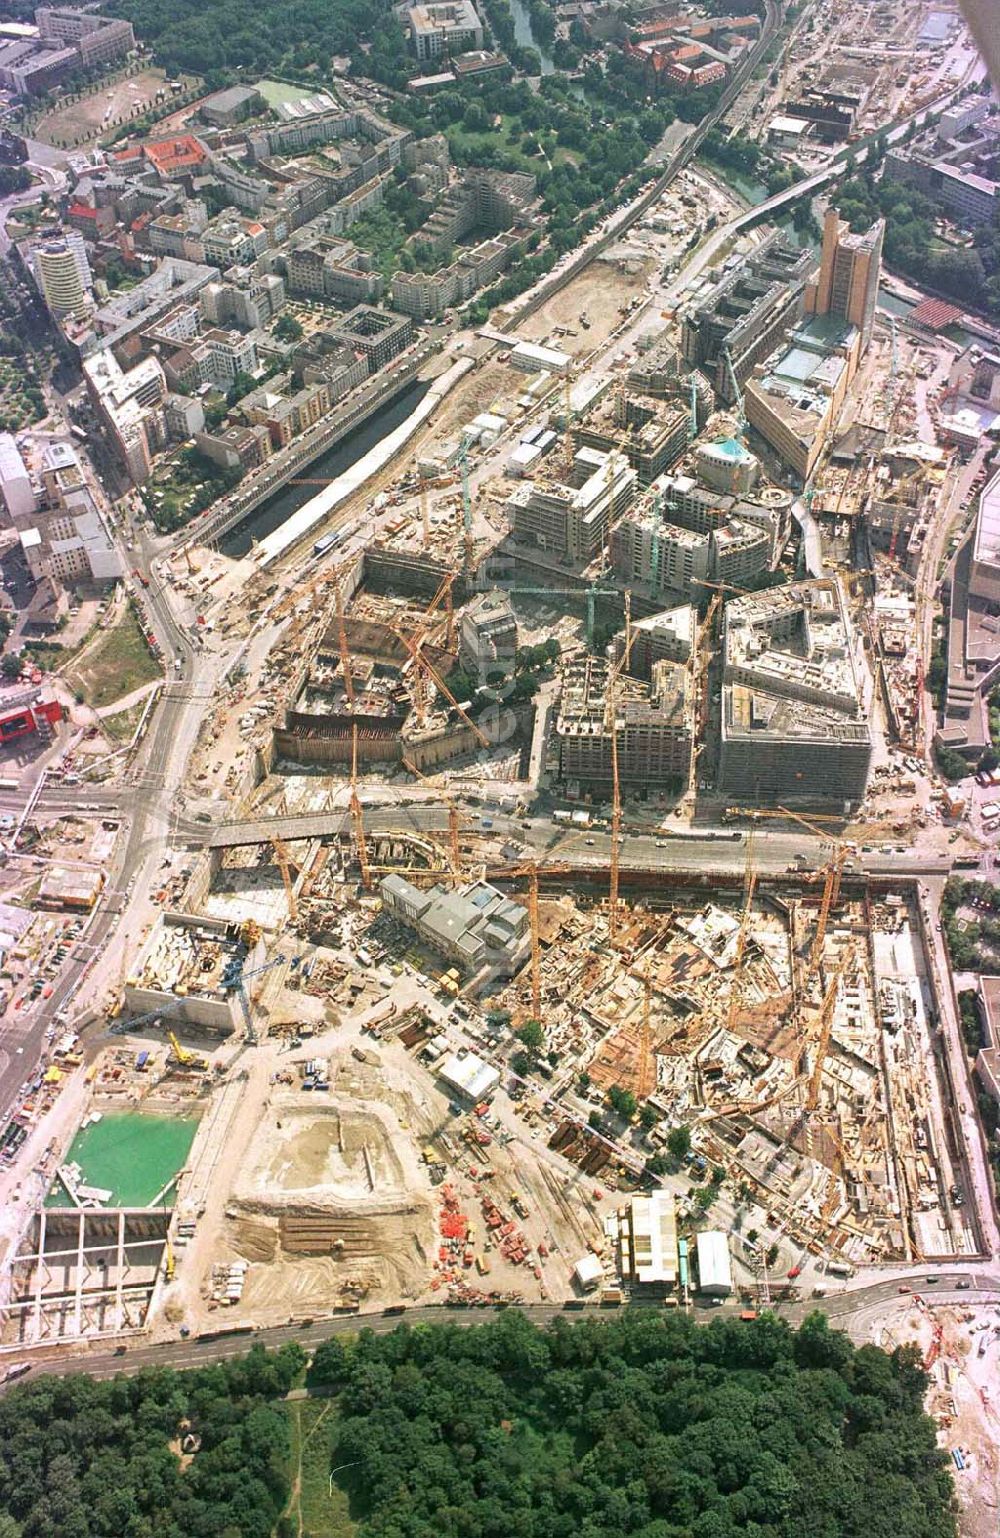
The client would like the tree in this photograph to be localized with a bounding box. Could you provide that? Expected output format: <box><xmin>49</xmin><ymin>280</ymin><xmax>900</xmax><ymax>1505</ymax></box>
<box><xmin>0</xmin><ymin>654</ymin><xmax>21</xmax><ymax>679</ymax></box>
<box><xmin>516</xmin><ymin>1018</ymin><xmax>545</xmax><ymax>1054</ymax></box>
<box><xmin>511</xmin><ymin>1049</ymin><xmax>532</xmax><ymax>1077</ymax></box>
<box><xmin>666</xmin><ymin>1125</ymin><xmax>691</xmax><ymax>1161</ymax></box>
<box><xmin>273</xmin><ymin>312</ymin><xmax>303</xmax><ymax>342</ymax></box>
<box><xmin>485</xmin><ymin>1007</ymin><xmax>511</xmax><ymax>1032</ymax></box>
<box><xmin>608</xmin><ymin>1085</ymin><xmax>637</xmax><ymax>1119</ymax></box>
<box><xmin>640</xmin><ymin>1103</ymin><xmax>658</xmax><ymax>1131</ymax></box>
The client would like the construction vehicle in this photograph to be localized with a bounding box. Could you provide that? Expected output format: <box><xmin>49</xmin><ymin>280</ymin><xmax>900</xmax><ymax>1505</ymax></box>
<box><xmin>168</xmin><ymin>1032</ymin><xmax>207</xmax><ymax>1072</ymax></box>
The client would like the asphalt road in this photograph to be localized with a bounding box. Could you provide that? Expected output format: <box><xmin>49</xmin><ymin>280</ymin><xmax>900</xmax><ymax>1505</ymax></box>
<box><xmin>8</xmin><ymin>1268</ymin><xmax>999</xmax><ymax>1385</ymax></box>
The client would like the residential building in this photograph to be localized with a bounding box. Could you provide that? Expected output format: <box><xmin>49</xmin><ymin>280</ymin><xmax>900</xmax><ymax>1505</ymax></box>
<box><xmin>390</xmin><ymin>229</ymin><xmax>526</xmax><ymax>319</ymax></box>
<box><xmin>200</xmin><ymin>214</ymin><xmax>269</xmax><ymax>271</ymax></box>
<box><xmin>193</xmin><ymin>423</ymin><xmax>271</xmax><ymax>472</ymax></box>
<box><xmin>164</xmin><ymin>392</ymin><xmax>205</xmax><ymax>441</ymax></box>
<box><xmin>805</xmin><ymin>206</ymin><xmax>884</xmax><ymax>352</ymax></box>
<box><xmin>16</xmin><ymin>441</ymin><xmax>121</xmax><ymax>588</ymax></box>
<box><xmin>613</xmin><ymin>604</ymin><xmax>695</xmax><ymax>680</ymax></box>
<box><xmin>30</xmin><ymin>232</ymin><xmax>92</xmax><ymax>317</ymax></box>
<box><xmin>409</xmin><ymin>0</ymin><xmax>484</xmax><ymax>62</ymax></box>
<box><xmin>573</xmin><ymin>396</ymin><xmax>689</xmax><ymax>487</ymax></box>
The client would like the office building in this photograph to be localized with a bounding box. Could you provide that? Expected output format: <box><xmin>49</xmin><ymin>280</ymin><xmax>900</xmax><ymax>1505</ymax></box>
<box><xmin>409</xmin><ymin>0</ymin><xmax>484</xmax><ymax>62</ymax></box>
<box><xmin>82</xmin><ymin>349</ymin><xmax>167</xmax><ymax>484</ymax></box>
<box><xmin>331</xmin><ymin>306</ymin><xmax>413</xmax><ymax>371</ymax></box>
<box><xmin>805</xmin><ymin>207</ymin><xmax>884</xmax><ymax>352</ymax></box>
<box><xmin>680</xmin><ymin>232</ymin><xmax>814</xmax><ymax>401</ymax></box>
<box><xmin>379</xmin><ymin>874</ymin><xmax>528</xmax><ymax>975</ymax></box>
<box><xmin>744</xmin><ymin>316</ymin><xmax>862</xmax><ymax>482</ymax></box>
<box><xmin>36</xmin><ymin>8</ymin><xmax>134</xmax><ymax>67</ymax></box>
<box><xmin>0</xmin><ymin>434</ymin><xmax>35</xmax><ymax>523</ymax></box>
<box><xmin>718</xmin><ymin>578</ymin><xmax>873</xmax><ymax>809</ymax></box>
<box><xmin>619</xmin><ymin>1190</ymin><xmax>678</xmax><ymax>1290</ymax></box>
<box><xmin>508</xmin><ymin>448</ymin><xmax>636</xmax><ymax>561</ymax></box>
<box><xmin>555</xmin><ymin>654</ymin><xmax>693</xmax><ymax>790</ymax></box>
<box><xmin>30</xmin><ymin>233</ymin><xmax>92</xmax><ymax>317</ymax></box>
<box><xmin>460</xmin><ymin>591</ymin><xmax>518</xmax><ymax>678</ymax></box>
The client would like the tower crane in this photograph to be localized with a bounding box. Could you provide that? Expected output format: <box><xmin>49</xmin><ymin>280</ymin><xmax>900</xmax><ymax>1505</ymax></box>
<box><xmin>401</xmin><ymin>756</ymin><xmax>465</xmax><ymax>876</ymax></box>
<box><xmin>527</xmin><ymin>863</ymin><xmax>541</xmax><ymax>1021</ymax></box>
<box><xmin>608</xmin><ymin>667</ymin><xmax>623</xmax><ymax>949</ymax></box>
<box><xmin>806</xmin><ymin>965</ymin><xmax>844</xmax><ymax>1114</ymax></box>
<box><xmin>333</xmin><ymin>575</ymin><xmax>355</xmax><ymax>708</ymax></box>
<box><xmin>398</xmin><ymin>629</ymin><xmax>490</xmax><ymax>747</ymax></box>
<box><xmin>721</xmin><ymin>344</ymin><xmax>747</xmax><ymax>439</ymax></box>
<box><xmin>455</xmin><ymin>437</ymin><xmax>475</xmax><ymax>574</ymax></box>
<box><xmin>638</xmin><ymin>955</ymin><xmax>656</xmax><ymax>1101</ymax></box>
<box><xmin>722</xmin><ymin>804</ymin><xmax>848</xmax><ymax>977</ymax></box>
<box><xmin>350</xmin><ymin>723</ymin><xmax>371</xmax><ymax>891</ymax></box>
<box><xmin>272</xmin><ymin>835</ymin><xmax>298</xmax><ymax>922</ymax></box>
<box><xmin>727</xmin><ymin>829</ymin><xmax>757</xmax><ymax>1034</ymax></box>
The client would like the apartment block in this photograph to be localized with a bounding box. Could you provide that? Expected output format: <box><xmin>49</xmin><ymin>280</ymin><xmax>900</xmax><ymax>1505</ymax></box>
<box><xmin>15</xmin><ymin>441</ymin><xmax>121</xmax><ymax>589</ymax></box>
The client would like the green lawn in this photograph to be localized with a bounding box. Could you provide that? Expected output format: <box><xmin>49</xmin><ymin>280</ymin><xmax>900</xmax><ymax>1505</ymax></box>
<box><xmin>285</xmin><ymin>1399</ymin><xmax>355</xmax><ymax>1538</ymax></box>
<box><xmin>64</xmin><ymin>605</ymin><xmax>161</xmax><ymax>709</ymax></box>
<box><xmin>256</xmin><ymin>78</ymin><xmax>321</xmax><ymax>107</ymax></box>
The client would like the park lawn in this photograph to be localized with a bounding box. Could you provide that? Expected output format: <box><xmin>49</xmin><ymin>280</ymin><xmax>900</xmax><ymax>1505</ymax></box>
<box><xmin>444</xmin><ymin>114</ymin><xmax>572</xmax><ymax>172</ymax></box>
<box><xmin>64</xmin><ymin>606</ymin><xmax>161</xmax><ymax>709</ymax></box>
<box><xmin>285</xmin><ymin>1399</ymin><xmax>355</xmax><ymax>1538</ymax></box>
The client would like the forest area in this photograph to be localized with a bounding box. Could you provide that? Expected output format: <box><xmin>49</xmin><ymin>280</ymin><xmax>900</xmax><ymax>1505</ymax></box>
<box><xmin>0</xmin><ymin>1311</ymin><xmax>957</xmax><ymax>1538</ymax></box>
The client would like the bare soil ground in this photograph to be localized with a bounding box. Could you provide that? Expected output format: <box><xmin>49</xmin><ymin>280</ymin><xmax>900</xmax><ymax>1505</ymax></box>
<box><xmin>515</xmin><ymin>255</ymin><xmax>656</xmax><ymax>359</ymax></box>
<box><xmin>35</xmin><ymin>69</ymin><xmax>191</xmax><ymax>148</ymax></box>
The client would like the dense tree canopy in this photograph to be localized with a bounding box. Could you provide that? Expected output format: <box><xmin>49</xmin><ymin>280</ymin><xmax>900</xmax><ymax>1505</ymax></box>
<box><xmin>0</xmin><ymin>1314</ymin><xmax>955</xmax><ymax>1538</ymax></box>
<box><xmin>0</xmin><ymin>1342</ymin><xmax>304</xmax><ymax>1538</ymax></box>
<box><xmin>310</xmin><ymin>1310</ymin><xmax>954</xmax><ymax>1538</ymax></box>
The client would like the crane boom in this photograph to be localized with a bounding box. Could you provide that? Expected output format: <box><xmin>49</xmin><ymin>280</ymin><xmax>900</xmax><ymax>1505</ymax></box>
<box><xmin>350</xmin><ymin>723</ymin><xmax>371</xmax><ymax>890</ymax></box>
<box><xmin>609</xmin><ymin>671</ymin><xmax>622</xmax><ymax>947</ymax></box>
<box><xmin>528</xmin><ymin>864</ymin><xmax>541</xmax><ymax>1021</ymax></box>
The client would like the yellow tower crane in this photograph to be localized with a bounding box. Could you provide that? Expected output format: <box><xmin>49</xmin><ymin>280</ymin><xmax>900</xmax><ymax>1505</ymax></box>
<box><xmin>727</xmin><ymin>828</ymin><xmax>757</xmax><ymax>1034</ymax></box>
<box><xmin>333</xmin><ymin>574</ymin><xmax>355</xmax><ymax>707</ymax></box>
<box><xmin>637</xmin><ymin>955</ymin><xmax>656</xmax><ymax>1101</ymax></box>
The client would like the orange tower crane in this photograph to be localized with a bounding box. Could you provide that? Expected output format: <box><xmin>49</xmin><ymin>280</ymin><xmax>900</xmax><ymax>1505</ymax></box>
<box><xmin>806</xmin><ymin>966</ymin><xmax>844</xmax><ymax>1114</ymax></box>
<box><xmin>334</xmin><ymin>575</ymin><xmax>355</xmax><ymax>707</ymax></box>
<box><xmin>727</xmin><ymin>828</ymin><xmax>757</xmax><ymax>1033</ymax></box>
<box><xmin>350</xmin><ymin>723</ymin><xmax>371</xmax><ymax>891</ymax></box>
<box><xmin>272</xmin><ymin>836</ymin><xmax>298</xmax><ymax>922</ymax></box>
<box><xmin>527</xmin><ymin>864</ymin><xmax>541</xmax><ymax>1021</ymax></box>
<box><xmin>638</xmin><ymin>956</ymin><xmax>656</xmax><ymax>1101</ymax></box>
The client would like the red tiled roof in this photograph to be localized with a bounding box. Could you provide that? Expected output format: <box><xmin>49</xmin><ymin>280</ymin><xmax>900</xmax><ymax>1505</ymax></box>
<box><xmin>910</xmin><ymin>297</ymin><xmax>962</xmax><ymax>331</ymax></box>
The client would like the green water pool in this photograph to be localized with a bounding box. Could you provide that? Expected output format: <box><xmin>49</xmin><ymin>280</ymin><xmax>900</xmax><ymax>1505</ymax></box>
<box><xmin>48</xmin><ymin>1112</ymin><xmax>199</xmax><ymax>1208</ymax></box>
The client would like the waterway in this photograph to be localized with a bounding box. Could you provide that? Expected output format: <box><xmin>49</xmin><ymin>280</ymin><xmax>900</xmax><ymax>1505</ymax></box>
<box><xmin>220</xmin><ymin>379</ymin><xmax>431</xmax><ymax>558</ymax></box>
<box><xmin>48</xmin><ymin>1111</ymin><xmax>199</xmax><ymax>1209</ymax></box>
<box><xmin>507</xmin><ymin>0</ymin><xmax>555</xmax><ymax>74</ymax></box>
<box><xmin>878</xmin><ymin>285</ymin><xmax>978</xmax><ymax>352</ymax></box>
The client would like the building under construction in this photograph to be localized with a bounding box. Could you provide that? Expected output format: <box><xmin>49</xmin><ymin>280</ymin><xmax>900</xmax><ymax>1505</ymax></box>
<box><xmin>125</xmin><ymin>913</ymin><xmax>265</xmax><ymax>1033</ymax></box>
<box><xmin>555</xmin><ymin>652</ymin><xmax>694</xmax><ymax>790</ymax></box>
<box><xmin>571</xmin><ymin>391</ymin><xmax>690</xmax><ymax>488</ymax></box>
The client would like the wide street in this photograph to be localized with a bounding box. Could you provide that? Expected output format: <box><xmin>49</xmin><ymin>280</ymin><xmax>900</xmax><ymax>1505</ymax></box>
<box><xmin>3</xmin><ymin>1267</ymin><xmax>997</xmax><ymax>1389</ymax></box>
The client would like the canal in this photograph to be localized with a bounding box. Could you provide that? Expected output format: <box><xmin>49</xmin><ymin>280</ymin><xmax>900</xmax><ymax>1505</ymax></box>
<box><xmin>220</xmin><ymin>379</ymin><xmax>432</xmax><ymax>558</ymax></box>
<box><xmin>508</xmin><ymin>0</ymin><xmax>555</xmax><ymax>73</ymax></box>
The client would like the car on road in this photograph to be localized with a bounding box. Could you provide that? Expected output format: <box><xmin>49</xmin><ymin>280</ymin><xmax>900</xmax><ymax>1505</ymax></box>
<box><xmin>924</xmin><ymin>1276</ymin><xmax>939</xmax><ymax>1285</ymax></box>
<box><xmin>955</xmin><ymin>1280</ymin><xmax>970</xmax><ymax>1290</ymax></box>
<box><xmin>897</xmin><ymin>1285</ymin><xmax>911</xmax><ymax>1294</ymax></box>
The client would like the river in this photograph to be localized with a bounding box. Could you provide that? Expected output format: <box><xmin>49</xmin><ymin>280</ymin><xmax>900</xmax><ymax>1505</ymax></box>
<box><xmin>219</xmin><ymin>380</ymin><xmax>431</xmax><ymax>558</ymax></box>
